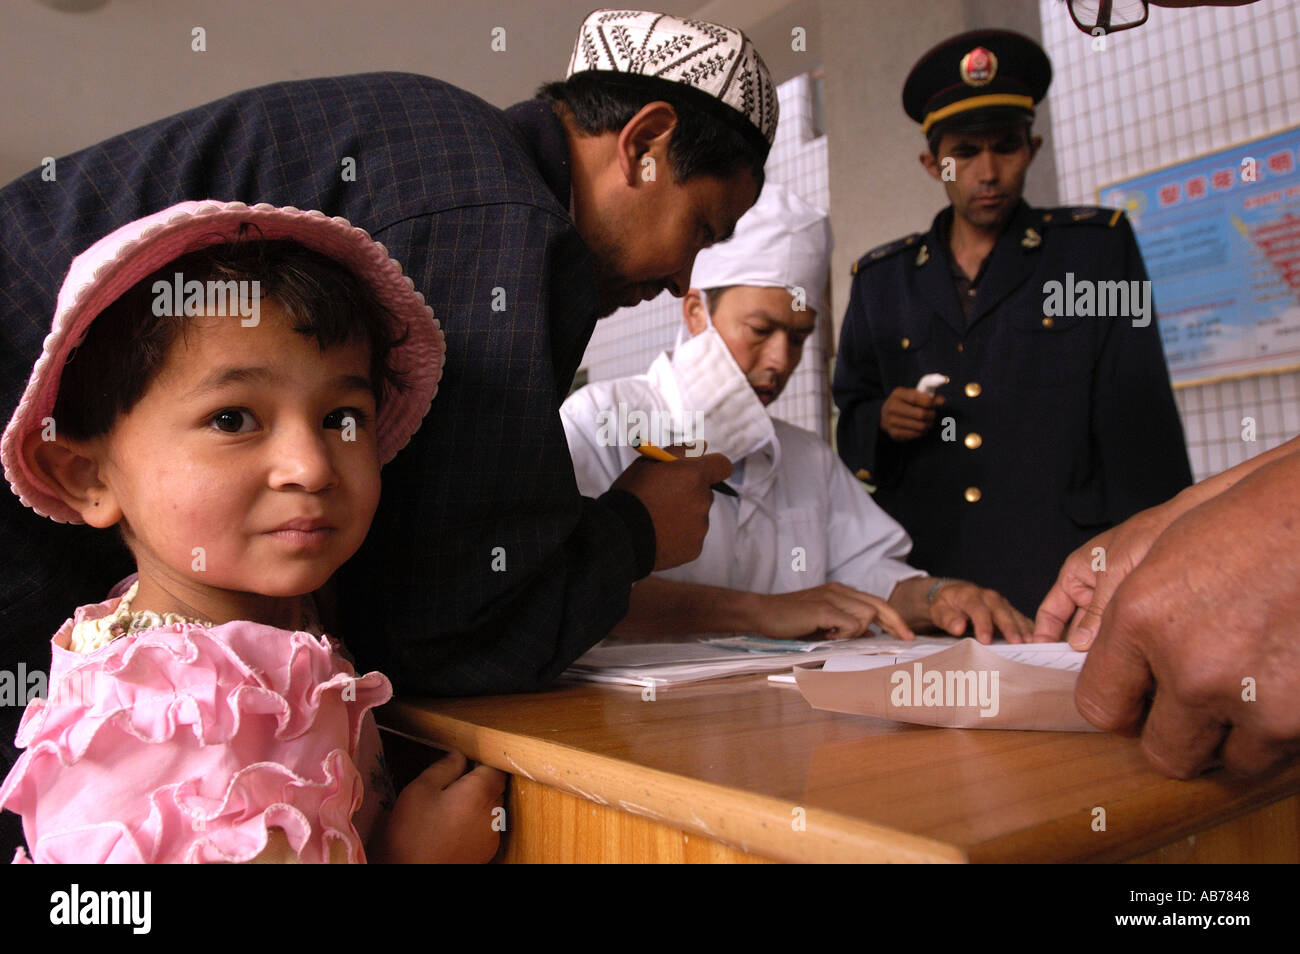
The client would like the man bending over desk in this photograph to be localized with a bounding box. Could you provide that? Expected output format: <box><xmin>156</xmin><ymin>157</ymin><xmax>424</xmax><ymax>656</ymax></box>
<box><xmin>562</xmin><ymin>184</ymin><xmax>1030</xmax><ymax>644</ymax></box>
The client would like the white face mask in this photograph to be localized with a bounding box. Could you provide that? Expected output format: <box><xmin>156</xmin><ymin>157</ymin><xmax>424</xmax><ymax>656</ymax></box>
<box><xmin>668</xmin><ymin>295</ymin><xmax>775</xmax><ymax>464</ymax></box>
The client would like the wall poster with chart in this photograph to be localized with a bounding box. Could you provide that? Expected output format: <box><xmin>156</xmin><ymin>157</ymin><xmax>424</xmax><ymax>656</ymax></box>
<box><xmin>1100</xmin><ymin>124</ymin><xmax>1300</xmax><ymax>387</ymax></box>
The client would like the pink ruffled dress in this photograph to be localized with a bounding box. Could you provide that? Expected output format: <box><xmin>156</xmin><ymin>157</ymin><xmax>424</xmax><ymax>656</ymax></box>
<box><xmin>0</xmin><ymin>586</ymin><xmax>391</xmax><ymax>863</ymax></box>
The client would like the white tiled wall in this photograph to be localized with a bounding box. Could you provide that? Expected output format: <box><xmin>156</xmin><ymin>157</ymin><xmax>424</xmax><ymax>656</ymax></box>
<box><xmin>576</xmin><ymin>72</ymin><xmax>833</xmax><ymax>438</ymax></box>
<box><xmin>1040</xmin><ymin>0</ymin><xmax>1300</xmax><ymax>480</ymax></box>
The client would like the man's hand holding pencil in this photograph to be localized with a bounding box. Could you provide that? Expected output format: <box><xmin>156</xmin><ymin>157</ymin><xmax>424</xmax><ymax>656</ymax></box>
<box><xmin>613</xmin><ymin>443</ymin><xmax>733</xmax><ymax>571</ymax></box>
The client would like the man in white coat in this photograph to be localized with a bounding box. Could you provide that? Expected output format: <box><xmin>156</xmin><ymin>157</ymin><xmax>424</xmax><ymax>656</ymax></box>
<box><xmin>561</xmin><ymin>184</ymin><xmax>1031</xmax><ymax>643</ymax></box>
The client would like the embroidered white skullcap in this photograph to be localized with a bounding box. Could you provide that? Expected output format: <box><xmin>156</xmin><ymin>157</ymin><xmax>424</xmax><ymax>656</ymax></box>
<box><xmin>567</xmin><ymin>9</ymin><xmax>778</xmax><ymax>156</ymax></box>
<box><xmin>690</xmin><ymin>183</ymin><xmax>833</xmax><ymax>319</ymax></box>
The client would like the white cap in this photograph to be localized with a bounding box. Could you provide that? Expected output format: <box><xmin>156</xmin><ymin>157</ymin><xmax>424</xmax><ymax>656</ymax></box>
<box><xmin>689</xmin><ymin>183</ymin><xmax>832</xmax><ymax>319</ymax></box>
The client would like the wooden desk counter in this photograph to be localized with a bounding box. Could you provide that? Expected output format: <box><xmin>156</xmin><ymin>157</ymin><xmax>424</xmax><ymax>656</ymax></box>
<box><xmin>379</xmin><ymin>675</ymin><xmax>1300</xmax><ymax>864</ymax></box>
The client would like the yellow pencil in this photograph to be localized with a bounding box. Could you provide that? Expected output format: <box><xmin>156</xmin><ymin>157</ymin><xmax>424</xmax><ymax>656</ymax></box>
<box><xmin>634</xmin><ymin>442</ymin><xmax>678</xmax><ymax>463</ymax></box>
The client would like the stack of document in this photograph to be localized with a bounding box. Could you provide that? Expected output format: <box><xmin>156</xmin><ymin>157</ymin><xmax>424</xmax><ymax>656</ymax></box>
<box><xmin>563</xmin><ymin>636</ymin><xmax>1086</xmax><ymax>689</ymax></box>
<box><xmin>562</xmin><ymin>635</ymin><xmax>958</xmax><ymax>689</ymax></box>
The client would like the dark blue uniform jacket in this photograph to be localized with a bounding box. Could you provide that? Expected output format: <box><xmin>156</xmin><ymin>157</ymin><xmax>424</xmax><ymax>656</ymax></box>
<box><xmin>834</xmin><ymin>200</ymin><xmax>1192</xmax><ymax>616</ymax></box>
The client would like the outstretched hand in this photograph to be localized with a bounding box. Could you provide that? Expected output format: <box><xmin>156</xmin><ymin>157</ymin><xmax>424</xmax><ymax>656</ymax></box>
<box><xmin>756</xmin><ymin>583</ymin><xmax>915</xmax><ymax>640</ymax></box>
<box><xmin>927</xmin><ymin>581</ymin><xmax>1033</xmax><ymax>644</ymax></box>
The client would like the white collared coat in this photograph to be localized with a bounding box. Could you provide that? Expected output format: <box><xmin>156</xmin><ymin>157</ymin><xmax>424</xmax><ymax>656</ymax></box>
<box><xmin>561</xmin><ymin>329</ymin><xmax>925</xmax><ymax>598</ymax></box>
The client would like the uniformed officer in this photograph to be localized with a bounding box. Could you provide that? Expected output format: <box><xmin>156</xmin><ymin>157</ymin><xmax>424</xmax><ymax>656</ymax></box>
<box><xmin>833</xmin><ymin>29</ymin><xmax>1193</xmax><ymax>616</ymax></box>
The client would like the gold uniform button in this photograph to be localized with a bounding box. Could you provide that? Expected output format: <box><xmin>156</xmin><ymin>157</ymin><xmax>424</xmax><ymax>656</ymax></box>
<box><xmin>855</xmin><ymin>468</ymin><xmax>872</xmax><ymax>481</ymax></box>
<box><xmin>900</xmin><ymin>336</ymin><xmax>911</xmax><ymax>349</ymax></box>
<box><xmin>964</xmin><ymin>432</ymin><xmax>982</xmax><ymax>449</ymax></box>
<box><xmin>964</xmin><ymin>381</ymin><xmax>981</xmax><ymax>398</ymax></box>
<box><xmin>964</xmin><ymin>486</ymin><xmax>982</xmax><ymax>503</ymax></box>
<box><xmin>1041</xmin><ymin>316</ymin><xmax>1055</xmax><ymax>328</ymax></box>
<box><xmin>956</xmin><ymin>342</ymin><xmax>965</xmax><ymax>352</ymax></box>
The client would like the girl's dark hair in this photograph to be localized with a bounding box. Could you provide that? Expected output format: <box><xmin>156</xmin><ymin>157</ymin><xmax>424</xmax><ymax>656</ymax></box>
<box><xmin>54</xmin><ymin>233</ymin><xmax>407</xmax><ymax>441</ymax></box>
<box><xmin>538</xmin><ymin>72</ymin><xmax>767</xmax><ymax>190</ymax></box>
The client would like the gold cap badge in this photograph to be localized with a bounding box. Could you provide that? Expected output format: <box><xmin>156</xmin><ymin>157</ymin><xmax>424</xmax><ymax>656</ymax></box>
<box><xmin>960</xmin><ymin>47</ymin><xmax>998</xmax><ymax>87</ymax></box>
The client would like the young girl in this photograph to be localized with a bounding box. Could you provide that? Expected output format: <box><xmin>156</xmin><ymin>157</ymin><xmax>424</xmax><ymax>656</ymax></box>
<box><xmin>0</xmin><ymin>200</ymin><xmax>503</xmax><ymax>863</ymax></box>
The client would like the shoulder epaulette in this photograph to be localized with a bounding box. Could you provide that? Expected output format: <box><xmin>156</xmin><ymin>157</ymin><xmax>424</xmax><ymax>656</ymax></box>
<box><xmin>851</xmin><ymin>232</ymin><xmax>925</xmax><ymax>274</ymax></box>
<box><xmin>1039</xmin><ymin>206</ymin><xmax>1126</xmax><ymax>228</ymax></box>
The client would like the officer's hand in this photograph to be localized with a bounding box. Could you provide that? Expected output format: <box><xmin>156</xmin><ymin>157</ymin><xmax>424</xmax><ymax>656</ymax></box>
<box><xmin>928</xmin><ymin>581</ymin><xmax>1033</xmax><ymax>644</ymax></box>
<box><xmin>611</xmin><ymin>448</ymin><xmax>732</xmax><ymax>571</ymax></box>
<box><xmin>880</xmin><ymin>387</ymin><xmax>945</xmax><ymax>441</ymax></box>
<box><xmin>753</xmin><ymin>584</ymin><xmax>915</xmax><ymax>641</ymax></box>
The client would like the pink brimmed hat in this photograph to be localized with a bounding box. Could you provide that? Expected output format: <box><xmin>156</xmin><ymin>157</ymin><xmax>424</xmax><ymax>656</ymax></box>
<box><xmin>2</xmin><ymin>200</ymin><xmax>444</xmax><ymax>524</ymax></box>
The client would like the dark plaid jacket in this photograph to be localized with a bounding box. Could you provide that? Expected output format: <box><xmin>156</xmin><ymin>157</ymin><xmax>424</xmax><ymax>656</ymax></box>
<box><xmin>0</xmin><ymin>73</ymin><xmax>655</xmax><ymax>850</ymax></box>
